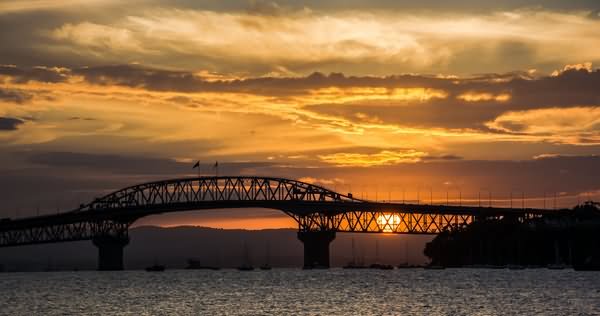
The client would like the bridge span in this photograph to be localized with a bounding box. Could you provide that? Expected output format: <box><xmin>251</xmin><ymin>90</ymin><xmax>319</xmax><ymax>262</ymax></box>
<box><xmin>0</xmin><ymin>176</ymin><xmax>568</xmax><ymax>270</ymax></box>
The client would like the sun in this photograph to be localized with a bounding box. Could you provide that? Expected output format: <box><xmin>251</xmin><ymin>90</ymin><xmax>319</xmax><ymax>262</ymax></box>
<box><xmin>376</xmin><ymin>213</ymin><xmax>401</xmax><ymax>232</ymax></box>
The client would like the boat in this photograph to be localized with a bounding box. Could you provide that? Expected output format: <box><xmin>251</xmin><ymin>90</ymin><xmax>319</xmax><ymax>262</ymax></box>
<box><xmin>185</xmin><ymin>259</ymin><xmax>220</xmax><ymax>270</ymax></box>
<box><xmin>303</xmin><ymin>264</ymin><xmax>328</xmax><ymax>270</ymax></box>
<box><xmin>424</xmin><ymin>264</ymin><xmax>445</xmax><ymax>270</ymax></box>
<box><xmin>236</xmin><ymin>241</ymin><xmax>254</xmax><ymax>271</ymax></box>
<box><xmin>370</xmin><ymin>263</ymin><xmax>394</xmax><ymax>270</ymax></box>
<box><xmin>343</xmin><ymin>238</ymin><xmax>367</xmax><ymax>269</ymax></box>
<box><xmin>486</xmin><ymin>265</ymin><xmax>506</xmax><ymax>269</ymax></box>
<box><xmin>547</xmin><ymin>263</ymin><xmax>566</xmax><ymax>270</ymax></box>
<box><xmin>259</xmin><ymin>264</ymin><xmax>272</xmax><ymax>270</ymax></box>
<box><xmin>507</xmin><ymin>264</ymin><xmax>526</xmax><ymax>270</ymax></box>
<box><xmin>397</xmin><ymin>263</ymin><xmax>424</xmax><ymax>269</ymax></box>
<box><xmin>260</xmin><ymin>242</ymin><xmax>273</xmax><ymax>270</ymax></box>
<box><xmin>145</xmin><ymin>264</ymin><xmax>165</xmax><ymax>272</ymax></box>
<box><xmin>237</xmin><ymin>264</ymin><xmax>255</xmax><ymax>271</ymax></box>
<box><xmin>368</xmin><ymin>240</ymin><xmax>394</xmax><ymax>270</ymax></box>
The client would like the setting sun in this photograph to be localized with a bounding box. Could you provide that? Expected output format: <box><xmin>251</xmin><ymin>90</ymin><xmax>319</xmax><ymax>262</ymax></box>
<box><xmin>376</xmin><ymin>213</ymin><xmax>402</xmax><ymax>232</ymax></box>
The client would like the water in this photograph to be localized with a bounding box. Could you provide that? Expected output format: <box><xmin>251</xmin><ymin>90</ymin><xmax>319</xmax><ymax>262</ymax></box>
<box><xmin>0</xmin><ymin>269</ymin><xmax>599</xmax><ymax>315</ymax></box>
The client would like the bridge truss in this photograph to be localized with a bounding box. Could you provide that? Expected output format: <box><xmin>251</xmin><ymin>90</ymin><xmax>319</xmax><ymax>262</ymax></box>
<box><xmin>0</xmin><ymin>176</ymin><xmax>557</xmax><ymax>247</ymax></box>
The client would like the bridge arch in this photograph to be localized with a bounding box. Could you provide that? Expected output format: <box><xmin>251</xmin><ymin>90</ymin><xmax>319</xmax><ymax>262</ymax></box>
<box><xmin>80</xmin><ymin>176</ymin><xmax>359</xmax><ymax>213</ymax></box>
<box><xmin>4</xmin><ymin>175</ymin><xmax>556</xmax><ymax>270</ymax></box>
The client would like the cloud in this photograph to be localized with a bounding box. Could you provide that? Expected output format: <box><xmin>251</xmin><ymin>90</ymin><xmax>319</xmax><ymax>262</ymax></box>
<box><xmin>0</xmin><ymin>117</ymin><xmax>24</xmax><ymax>131</ymax></box>
<box><xmin>318</xmin><ymin>149</ymin><xmax>427</xmax><ymax>166</ymax></box>
<box><xmin>297</xmin><ymin>177</ymin><xmax>345</xmax><ymax>185</ymax></box>
<box><xmin>0</xmin><ymin>65</ymin><xmax>69</xmax><ymax>83</ymax></box>
<box><xmin>0</xmin><ymin>87</ymin><xmax>33</xmax><ymax>103</ymax></box>
<box><xmin>551</xmin><ymin>62</ymin><xmax>593</xmax><ymax>76</ymax></box>
<box><xmin>485</xmin><ymin>106</ymin><xmax>600</xmax><ymax>143</ymax></box>
<box><xmin>2</xmin><ymin>63</ymin><xmax>600</xmax><ymax>145</ymax></box>
<box><xmin>3</xmin><ymin>7</ymin><xmax>600</xmax><ymax>75</ymax></box>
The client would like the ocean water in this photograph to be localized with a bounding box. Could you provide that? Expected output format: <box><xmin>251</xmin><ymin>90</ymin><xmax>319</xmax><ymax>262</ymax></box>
<box><xmin>0</xmin><ymin>269</ymin><xmax>599</xmax><ymax>315</ymax></box>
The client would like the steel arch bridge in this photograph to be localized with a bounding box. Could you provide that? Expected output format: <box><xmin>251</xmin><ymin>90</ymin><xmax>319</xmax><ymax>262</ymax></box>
<box><xmin>0</xmin><ymin>176</ymin><xmax>565</xmax><ymax>269</ymax></box>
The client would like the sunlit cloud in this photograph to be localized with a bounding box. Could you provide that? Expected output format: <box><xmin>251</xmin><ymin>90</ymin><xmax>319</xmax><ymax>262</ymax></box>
<box><xmin>0</xmin><ymin>0</ymin><xmax>118</xmax><ymax>13</ymax></box>
<box><xmin>318</xmin><ymin>149</ymin><xmax>427</xmax><ymax>167</ymax></box>
<box><xmin>485</xmin><ymin>106</ymin><xmax>600</xmax><ymax>144</ymax></box>
<box><xmin>457</xmin><ymin>92</ymin><xmax>511</xmax><ymax>102</ymax></box>
<box><xmin>306</xmin><ymin>87</ymin><xmax>448</xmax><ymax>104</ymax></box>
<box><xmin>551</xmin><ymin>62</ymin><xmax>594</xmax><ymax>76</ymax></box>
<box><xmin>297</xmin><ymin>177</ymin><xmax>345</xmax><ymax>186</ymax></box>
<box><xmin>40</xmin><ymin>9</ymin><xmax>600</xmax><ymax>76</ymax></box>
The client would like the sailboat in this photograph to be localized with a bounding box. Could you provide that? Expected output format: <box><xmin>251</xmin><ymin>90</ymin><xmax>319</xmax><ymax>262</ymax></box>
<box><xmin>547</xmin><ymin>240</ymin><xmax>566</xmax><ymax>270</ymax></box>
<box><xmin>185</xmin><ymin>258</ymin><xmax>220</xmax><ymax>270</ymax></box>
<box><xmin>369</xmin><ymin>240</ymin><xmax>393</xmax><ymax>270</ymax></box>
<box><xmin>343</xmin><ymin>238</ymin><xmax>367</xmax><ymax>269</ymax></box>
<box><xmin>260</xmin><ymin>242</ymin><xmax>272</xmax><ymax>270</ymax></box>
<box><xmin>145</xmin><ymin>258</ymin><xmax>166</xmax><ymax>272</ymax></box>
<box><xmin>397</xmin><ymin>239</ymin><xmax>412</xmax><ymax>268</ymax></box>
<box><xmin>237</xmin><ymin>241</ymin><xmax>254</xmax><ymax>271</ymax></box>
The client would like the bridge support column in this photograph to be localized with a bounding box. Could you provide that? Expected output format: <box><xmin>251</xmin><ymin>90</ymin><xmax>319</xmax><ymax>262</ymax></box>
<box><xmin>93</xmin><ymin>236</ymin><xmax>129</xmax><ymax>271</ymax></box>
<box><xmin>298</xmin><ymin>231</ymin><xmax>336</xmax><ymax>268</ymax></box>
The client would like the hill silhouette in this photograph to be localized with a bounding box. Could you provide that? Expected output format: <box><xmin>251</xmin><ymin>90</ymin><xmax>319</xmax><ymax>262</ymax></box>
<box><xmin>0</xmin><ymin>226</ymin><xmax>431</xmax><ymax>271</ymax></box>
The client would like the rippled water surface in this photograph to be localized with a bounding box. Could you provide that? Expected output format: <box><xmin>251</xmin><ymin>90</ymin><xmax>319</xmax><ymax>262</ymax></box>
<box><xmin>1</xmin><ymin>269</ymin><xmax>599</xmax><ymax>315</ymax></box>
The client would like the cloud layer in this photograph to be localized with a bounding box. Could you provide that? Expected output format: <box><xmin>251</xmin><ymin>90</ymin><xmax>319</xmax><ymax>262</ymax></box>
<box><xmin>1</xmin><ymin>1</ymin><xmax>600</xmax><ymax>224</ymax></box>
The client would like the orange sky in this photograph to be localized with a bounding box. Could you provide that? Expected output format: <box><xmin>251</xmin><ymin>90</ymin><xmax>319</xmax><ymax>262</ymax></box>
<box><xmin>1</xmin><ymin>1</ymin><xmax>599</xmax><ymax>228</ymax></box>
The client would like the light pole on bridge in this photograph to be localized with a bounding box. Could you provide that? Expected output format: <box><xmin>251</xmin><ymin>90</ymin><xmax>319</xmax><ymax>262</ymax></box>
<box><xmin>479</xmin><ymin>188</ymin><xmax>492</xmax><ymax>207</ymax></box>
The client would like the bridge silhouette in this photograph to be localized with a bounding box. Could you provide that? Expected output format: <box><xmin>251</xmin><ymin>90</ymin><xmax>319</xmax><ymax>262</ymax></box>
<box><xmin>0</xmin><ymin>176</ymin><xmax>568</xmax><ymax>270</ymax></box>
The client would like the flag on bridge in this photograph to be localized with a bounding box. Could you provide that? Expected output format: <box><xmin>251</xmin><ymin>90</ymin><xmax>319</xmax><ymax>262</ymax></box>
<box><xmin>192</xmin><ymin>161</ymin><xmax>200</xmax><ymax>169</ymax></box>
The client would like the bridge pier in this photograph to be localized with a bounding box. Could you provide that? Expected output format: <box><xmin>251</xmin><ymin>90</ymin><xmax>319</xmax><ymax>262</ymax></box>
<box><xmin>297</xmin><ymin>231</ymin><xmax>336</xmax><ymax>268</ymax></box>
<box><xmin>93</xmin><ymin>236</ymin><xmax>129</xmax><ymax>271</ymax></box>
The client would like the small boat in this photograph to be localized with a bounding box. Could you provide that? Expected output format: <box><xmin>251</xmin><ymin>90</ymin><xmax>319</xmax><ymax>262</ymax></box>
<box><xmin>185</xmin><ymin>259</ymin><xmax>220</xmax><ymax>270</ymax></box>
<box><xmin>145</xmin><ymin>264</ymin><xmax>165</xmax><ymax>272</ymax></box>
<box><xmin>488</xmin><ymin>265</ymin><xmax>506</xmax><ymax>269</ymax></box>
<box><xmin>396</xmin><ymin>262</ymin><xmax>424</xmax><ymax>269</ymax></box>
<box><xmin>547</xmin><ymin>263</ymin><xmax>566</xmax><ymax>270</ymax></box>
<box><xmin>237</xmin><ymin>264</ymin><xmax>255</xmax><ymax>271</ymax></box>
<box><xmin>237</xmin><ymin>241</ymin><xmax>254</xmax><ymax>271</ymax></box>
<box><xmin>526</xmin><ymin>265</ymin><xmax>544</xmax><ymax>269</ymax></box>
<box><xmin>343</xmin><ymin>263</ymin><xmax>367</xmax><ymax>269</ymax></box>
<box><xmin>303</xmin><ymin>264</ymin><xmax>328</xmax><ymax>270</ymax></box>
<box><xmin>260</xmin><ymin>242</ymin><xmax>272</xmax><ymax>270</ymax></box>
<box><xmin>507</xmin><ymin>264</ymin><xmax>526</xmax><ymax>270</ymax></box>
<box><xmin>423</xmin><ymin>264</ymin><xmax>445</xmax><ymax>270</ymax></box>
<box><xmin>343</xmin><ymin>238</ymin><xmax>367</xmax><ymax>269</ymax></box>
<box><xmin>369</xmin><ymin>263</ymin><xmax>394</xmax><ymax>270</ymax></box>
<box><xmin>259</xmin><ymin>264</ymin><xmax>272</xmax><ymax>270</ymax></box>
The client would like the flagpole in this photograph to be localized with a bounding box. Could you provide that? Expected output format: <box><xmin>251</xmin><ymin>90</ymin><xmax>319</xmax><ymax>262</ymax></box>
<box><xmin>192</xmin><ymin>160</ymin><xmax>200</xmax><ymax>178</ymax></box>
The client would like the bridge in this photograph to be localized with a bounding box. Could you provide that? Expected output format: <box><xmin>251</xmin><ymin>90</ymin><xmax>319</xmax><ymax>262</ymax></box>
<box><xmin>0</xmin><ymin>176</ymin><xmax>568</xmax><ymax>270</ymax></box>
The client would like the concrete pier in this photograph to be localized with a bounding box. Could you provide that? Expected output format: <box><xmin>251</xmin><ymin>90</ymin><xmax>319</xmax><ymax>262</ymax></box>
<box><xmin>93</xmin><ymin>236</ymin><xmax>129</xmax><ymax>271</ymax></box>
<box><xmin>297</xmin><ymin>231</ymin><xmax>336</xmax><ymax>268</ymax></box>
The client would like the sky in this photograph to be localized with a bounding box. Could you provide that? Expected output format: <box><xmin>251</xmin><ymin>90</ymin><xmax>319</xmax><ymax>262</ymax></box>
<box><xmin>0</xmin><ymin>0</ymin><xmax>599</xmax><ymax>228</ymax></box>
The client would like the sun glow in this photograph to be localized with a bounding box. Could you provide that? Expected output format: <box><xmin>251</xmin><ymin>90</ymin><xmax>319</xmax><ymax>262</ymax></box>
<box><xmin>376</xmin><ymin>213</ymin><xmax>401</xmax><ymax>233</ymax></box>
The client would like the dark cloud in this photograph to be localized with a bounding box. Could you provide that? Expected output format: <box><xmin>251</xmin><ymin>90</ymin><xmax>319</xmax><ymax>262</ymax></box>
<box><xmin>0</xmin><ymin>87</ymin><xmax>32</xmax><ymax>103</ymax></box>
<box><xmin>68</xmin><ymin>65</ymin><xmax>600</xmax><ymax>108</ymax></box>
<box><xmin>3</xmin><ymin>64</ymin><xmax>600</xmax><ymax>131</ymax></box>
<box><xmin>67</xmin><ymin>116</ymin><xmax>96</xmax><ymax>121</ymax></box>
<box><xmin>0</xmin><ymin>65</ymin><xmax>69</xmax><ymax>83</ymax></box>
<box><xmin>28</xmin><ymin>152</ymin><xmax>185</xmax><ymax>174</ymax></box>
<box><xmin>26</xmin><ymin>151</ymin><xmax>278</xmax><ymax>175</ymax></box>
<box><xmin>422</xmin><ymin>154</ymin><xmax>463</xmax><ymax>161</ymax></box>
<box><xmin>0</xmin><ymin>117</ymin><xmax>24</xmax><ymax>131</ymax></box>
